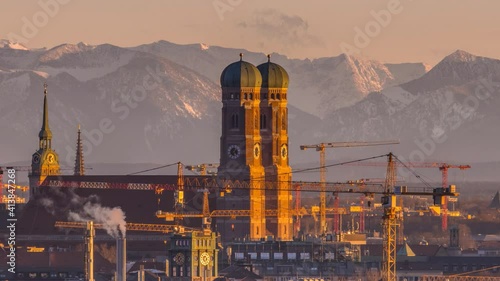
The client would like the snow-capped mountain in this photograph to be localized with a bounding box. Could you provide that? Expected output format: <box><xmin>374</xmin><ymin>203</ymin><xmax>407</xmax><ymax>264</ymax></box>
<box><xmin>1</xmin><ymin>40</ymin><xmax>499</xmax><ymax>176</ymax></box>
<box><xmin>0</xmin><ymin>42</ymin><xmax>223</xmax><ymax>165</ymax></box>
<box><xmin>0</xmin><ymin>41</ymin><xmax>319</xmax><ymax>166</ymax></box>
<box><xmin>322</xmin><ymin>50</ymin><xmax>500</xmax><ymax>162</ymax></box>
<box><xmin>0</xmin><ymin>39</ymin><xmax>28</xmax><ymax>50</ymax></box>
<box><xmin>133</xmin><ymin>41</ymin><xmax>429</xmax><ymax>118</ymax></box>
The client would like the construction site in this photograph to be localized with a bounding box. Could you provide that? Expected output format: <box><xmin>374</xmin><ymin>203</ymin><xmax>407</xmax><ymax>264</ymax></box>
<box><xmin>1</xmin><ymin>56</ymin><xmax>500</xmax><ymax>281</ymax></box>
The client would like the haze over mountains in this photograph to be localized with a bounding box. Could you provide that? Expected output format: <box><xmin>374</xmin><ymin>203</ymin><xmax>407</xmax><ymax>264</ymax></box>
<box><xmin>0</xmin><ymin>40</ymin><xmax>499</xmax><ymax>181</ymax></box>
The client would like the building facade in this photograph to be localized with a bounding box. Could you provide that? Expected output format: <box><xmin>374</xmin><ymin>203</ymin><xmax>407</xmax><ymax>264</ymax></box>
<box><xmin>167</xmin><ymin>231</ymin><xmax>219</xmax><ymax>281</ymax></box>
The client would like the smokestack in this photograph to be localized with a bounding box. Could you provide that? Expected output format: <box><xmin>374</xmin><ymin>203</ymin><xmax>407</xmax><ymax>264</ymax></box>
<box><xmin>85</xmin><ymin>221</ymin><xmax>95</xmax><ymax>281</ymax></box>
<box><xmin>138</xmin><ymin>264</ymin><xmax>145</xmax><ymax>281</ymax></box>
<box><xmin>116</xmin><ymin>236</ymin><xmax>127</xmax><ymax>281</ymax></box>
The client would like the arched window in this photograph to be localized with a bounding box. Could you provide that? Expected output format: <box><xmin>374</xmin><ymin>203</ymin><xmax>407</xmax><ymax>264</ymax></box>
<box><xmin>282</xmin><ymin>112</ymin><xmax>286</xmax><ymax>131</ymax></box>
<box><xmin>249</xmin><ymin>93</ymin><xmax>253</xmax><ymax>100</ymax></box>
<box><xmin>275</xmin><ymin>112</ymin><xmax>279</xmax><ymax>131</ymax></box>
<box><xmin>271</xmin><ymin>94</ymin><xmax>275</xmax><ymax>99</ymax></box>
<box><xmin>254</xmin><ymin>112</ymin><xmax>258</xmax><ymax>130</ymax></box>
<box><xmin>231</xmin><ymin>113</ymin><xmax>239</xmax><ymax>129</ymax></box>
<box><xmin>260</xmin><ymin>113</ymin><xmax>267</xmax><ymax>129</ymax></box>
<box><xmin>277</xmin><ymin>93</ymin><xmax>280</xmax><ymax>100</ymax></box>
<box><xmin>244</xmin><ymin>93</ymin><xmax>248</xmax><ymax>100</ymax></box>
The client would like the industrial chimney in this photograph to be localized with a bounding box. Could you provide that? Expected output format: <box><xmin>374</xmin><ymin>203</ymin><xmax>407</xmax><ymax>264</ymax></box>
<box><xmin>116</xmin><ymin>236</ymin><xmax>127</xmax><ymax>281</ymax></box>
<box><xmin>85</xmin><ymin>221</ymin><xmax>95</xmax><ymax>281</ymax></box>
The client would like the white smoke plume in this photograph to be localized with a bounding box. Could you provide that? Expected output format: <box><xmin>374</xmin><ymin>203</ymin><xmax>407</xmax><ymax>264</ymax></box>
<box><xmin>68</xmin><ymin>202</ymin><xmax>127</xmax><ymax>238</ymax></box>
<box><xmin>37</xmin><ymin>187</ymin><xmax>127</xmax><ymax>238</ymax></box>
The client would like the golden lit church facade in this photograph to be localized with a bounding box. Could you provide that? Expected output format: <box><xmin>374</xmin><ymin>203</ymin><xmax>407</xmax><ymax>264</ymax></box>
<box><xmin>217</xmin><ymin>54</ymin><xmax>293</xmax><ymax>241</ymax></box>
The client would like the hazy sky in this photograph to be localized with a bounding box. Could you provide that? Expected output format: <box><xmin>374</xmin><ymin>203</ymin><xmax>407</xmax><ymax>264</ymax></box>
<box><xmin>2</xmin><ymin>0</ymin><xmax>500</xmax><ymax>65</ymax></box>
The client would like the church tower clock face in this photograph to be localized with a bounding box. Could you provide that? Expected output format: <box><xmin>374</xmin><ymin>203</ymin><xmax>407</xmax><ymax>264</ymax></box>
<box><xmin>174</xmin><ymin>252</ymin><xmax>185</xmax><ymax>265</ymax></box>
<box><xmin>47</xmin><ymin>153</ymin><xmax>55</xmax><ymax>163</ymax></box>
<box><xmin>200</xmin><ymin>252</ymin><xmax>211</xmax><ymax>266</ymax></box>
<box><xmin>32</xmin><ymin>154</ymin><xmax>40</xmax><ymax>164</ymax></box>
<box><xmin>281</xmin><ymin>144</ymin><xmax>288</xmax><ymax>159</ymax></box>
<box><xmin>227</xmin><ymin>145</ymin><xmax>241</xmax><ymax>159</ymax></box>
<box><xmin>254</xmin><ymin>144</ymin><xmax>260</xmax><ymax>158</ymax></box>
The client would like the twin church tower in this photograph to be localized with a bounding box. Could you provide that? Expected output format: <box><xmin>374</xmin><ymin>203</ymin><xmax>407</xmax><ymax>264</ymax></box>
<box><xmin>217</xmin><ymin>54</ymin><xmax>293</xmax><ymax>241</ymax></box>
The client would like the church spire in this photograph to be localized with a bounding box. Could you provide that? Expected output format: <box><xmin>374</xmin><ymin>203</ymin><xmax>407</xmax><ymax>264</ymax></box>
<box><xmin>38</xmin><ymin>83</ymin><xmax>53</xmax><ymax>149</ymax></box>
<box><xmin>74</xmin><ymin>124</ymin><xmax>85</xmax><ymax>176</ymax></box>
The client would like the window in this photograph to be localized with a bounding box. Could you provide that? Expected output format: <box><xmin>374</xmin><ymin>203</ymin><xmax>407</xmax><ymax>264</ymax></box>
<box><xmin>244</xmin><ymin>93</ymin><xmax>248</xmax><ymax>99</ymax></box>
<box><xmin>249</xmin><ymin>93</ymin><xmax>253</xmax><ymax>100</ymax></box>
<box><xmin>281</xmin><ymin>112</ymin><xmax>286</xmax><ymax>131</ymax></box>
<box><xmin>271</xmin><ymin>94</ymin><xmax>275</xmax><ymax>99</ymax></box>
<box><xmin>260</xmin><ymin>114</ymin><xmax>267</xmax><ymax>129</ymax></box>
<box><xmin>231</xmin><ymin>113</ymin><xmax>239</xmax><ymax>129</ymax></box>
<box><xmin>275</xmin><ymin>112</ymin><xmax>279</xmax><ymax>131</ymax></box>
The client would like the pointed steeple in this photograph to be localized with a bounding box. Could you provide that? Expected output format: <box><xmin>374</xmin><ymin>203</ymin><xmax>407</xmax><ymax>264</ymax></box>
<box><xmin>74</xmin><ymin>124</ymin><xmax>85</xmax><ymax>176</ymax></box>
<box><xmin>397</xmin><ymin>240</ymin><xmax>416</xmax><ymax>256</ymax></box>
<box><xmin>38</xmin><ymin>83</ymin><xmax>53</xmax><ymax>149</ymax></box>
<box><xmin>489</xmin><ymin>191</ymin><xmax>500</xmax><ymax>209</ymax></box>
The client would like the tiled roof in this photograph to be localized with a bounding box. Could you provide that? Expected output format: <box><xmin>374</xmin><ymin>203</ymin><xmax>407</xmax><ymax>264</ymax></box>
<box><xmin>220</xmin><ymin>265</ymin><xmax>263</xmax><ymax>280</ymax></box>
<box><xmin>128</xmin><ymin>261</ymin><xmax>166</xmax><ymax>273</ymax></box>
<box><xmin>361</xmin><ymin>244</ymin><xmax>440</xmax><ymax>257</ymax></box>
<box><xmin>0</xmin><ymin>251</ymin><xmax>114</xmax><ymax>272</ymax></box>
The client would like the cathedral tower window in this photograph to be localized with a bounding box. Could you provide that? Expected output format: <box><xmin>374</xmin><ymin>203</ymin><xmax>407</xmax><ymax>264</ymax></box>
<box><xmin>260</xmin><ymin>114</ymin><xmax>267</xmax><ymax>129</ymax></box>
<box><xmin>231</xmin><ymin>113</ymin><xmax>239</xmax><ymax>129</ymax></box>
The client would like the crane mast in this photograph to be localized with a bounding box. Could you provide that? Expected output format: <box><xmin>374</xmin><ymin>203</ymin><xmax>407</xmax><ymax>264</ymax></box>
<box><xmin>382</xmin><ymin>153</ymin><xmax>399</xmax><ymax>281</ymax></box>
<box><xmin>300</xmin><ymin>140</ymin><xmax>399</xmax><ymax>235</ymax></box>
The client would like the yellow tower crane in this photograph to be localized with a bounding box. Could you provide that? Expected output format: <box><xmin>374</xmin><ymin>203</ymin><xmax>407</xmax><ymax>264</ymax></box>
<box><xmin>299</xmin><ymin>140</ymin><xmax>399</xmax><ymax>235</ymax></box>
<box><xmin>185</xmin><ymin>163</ymin><xmax>219</xmax><ymax>176</ymax></box>
<box><xmin>380</xmin><ymin>153</ymin><xmax>460</xmax><ymax>281</ymax></box>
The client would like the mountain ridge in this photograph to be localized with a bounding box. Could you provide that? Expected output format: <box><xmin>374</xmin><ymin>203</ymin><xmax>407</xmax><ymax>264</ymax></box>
<box><xmin>1</xmin><ymin>39</ymin><xmax>499</xmax><ymax>173</ymax></box>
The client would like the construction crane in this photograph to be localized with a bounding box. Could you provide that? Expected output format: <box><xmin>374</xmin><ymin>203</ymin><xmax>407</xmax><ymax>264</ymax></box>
<box><xmin>299</xmin><ymin>140</ymin><xmax>400</xmax><ymax>235</ymax></box>
<box><xmin>347</xmin><ymin>178</ymin><xmax>400</xmax><ymax>234</ymax></box>
<box><xmin>156</xmin><ymin>155</ymin><xmax>458</xmax><ymax>281</ymax></box>
<box><xmin>55</xmin><ymin>221</ymin><xmax>200</xmax><ymax>234</ymax></box>
<box><xmin>346</xmin><ymin>161</ymin><xmax>470</xmax><ymax>230</ymax></box>
<box><xmin>156</xmin><ymin>187</ymin><xmax>347</xmax><ymax>222</ymax></box>
<box><xmin>185</xmin><ymin>163</ymin><xmax>219</xmax><ymax>176</ymax></box>
<box><xmin>438</xmin><ymin>164</ymin><xmax>470</xmax><ymax>230</ymax></box>
<box><xmin>379</xmin><ymin>153</ymin><xmax>460</xmax><ymax>281</ymax></box>
<box><xmin>0</xmin><ymin>167</ymin><xmax>29</xmax><ymax>204</ymax></box>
